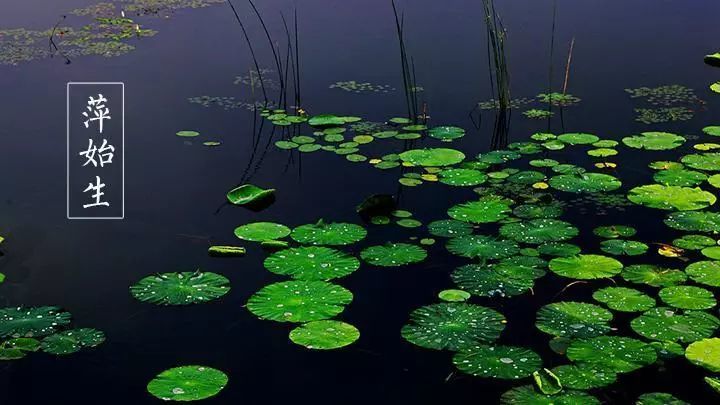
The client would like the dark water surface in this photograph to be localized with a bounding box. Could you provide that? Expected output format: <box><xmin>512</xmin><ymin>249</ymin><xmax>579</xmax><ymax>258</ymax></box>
<box><xmin>1</xmin><ymin>0</ymin><xmax>720</xmax><ymax>403</ymax></box>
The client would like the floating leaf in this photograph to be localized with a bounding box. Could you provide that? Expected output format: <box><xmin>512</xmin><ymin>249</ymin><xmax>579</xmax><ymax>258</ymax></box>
<box><xmin>147</xmin><ymin>366</ymin><xmax>228</xmax><ymax>402</ymax></box>
<box><xmin>289</xmin><ymin>320</ymin><xmax>359</xmax><ymax>350</ymax></box>
<box><xmin>500</xmin><ymin>385</ymin><xmax>600</xmax><ymax>405</ymax></box>
<box><xmin>176</xmin><ymin>130</ymin><xmax>200</xmax><ymax>137</ymax></box>
<box><xmin>658</xmin><ymin>285</ymin><xmax>716</xmax><ymax>310</ymax></box>
<box><xmin>653</xmin><ymin>169</ymin><xmax>707</xmax><ymax>187</ymax></box>
<box><xmin>592</xmin><ymin>287</ymin><xmax>655</xmax><ymax>312</ymax></box>
<box><xmin>686</xmin><ymin>261</ymin><xmax>720</xmax><ymax>286</ymax></box>
<box><xmin>452</xmin><ymin>264</ymin><xmax>535</xmax><ymax>298</ymax></box>
<box><xmin>636</xmin><ymin>393</ymin><xmax>689</xmax><ymax>405</ymax></box>
<box><xmin>207</xmin><ymin>245</ymin><xmax>246</xmax><ymax>257</ymax></box>
<box><xmin>631</xmin><ymin>307</ymin><xmax>719</xmax><ymax>343</ymax></box>
<box><xmin>600</xmin><ymin>239</ymin><xmax>648</xmax><ymax>256</ymax></box>
<box><xmin>234</xmin><ymin>222</ymin><xmax>291</xmax><ymax>242</ymax></box>
<box><xmin>447</xmin><ymin>195</ymin><xmax>513</xmax><ymax>223</ymax></box>
<box><xmin>538</xmin><ymin>242</ymin><xmax>581</xmax><ymax>257</ymax></box>
<box><xmin>439</xmin><ymin>169</ymin><xmax>487</xmax><ymax>186</ymax></box>
<box><xmin>428</xmin><ymin>126</ymin><xmax>465</xmax><ymax>141</ymax></box>
<box><xmin>532</xmin><ymin>368</ymin><xmax>562</xmax><ymax>395</ymax></box>
<box><xmin>0</xmin><ymin>307</ymin><xmax>71</xmax><ymax>338</ymax></box>
<box><xmin>549</xmin><ymin>254</ymin><xmax>623</xmax><ymax>279</ymax></box>
<box><xmin>476</xmin><ymin>150</ymin><xmax>521</xmax><ymax>164</ymax></box>
<box><xmin>551</xmin><ymin>364</ymin><xmax>617</xmax><ymax>390</ymax></box>
<box><xmin>513</xmin><ymin>203</ymin><xmax>563</xmax><ymax>219</ymax></box>
<box><xmin>360</xmin><ymin>243</ymin><xmax>427</xmax><ymax>266</ymax></box>
<box><xmin>399</xmin><ymin>148</ymin><xmax>465</xmax><ymax>167</ymax></box>
<box><xmin>427</xmin><ymin>219</ymin><xmax>473</xmax><ymax>238</ymax></box>
<box><xmin>566</xmin><ymin>336</ymin><xmax>657</xmax><ymax>373</ymax></box>
<box><xmin>453</xmin><ymin>344</ymin><xmax>542</xmax><ymax>379</ymax></box>
<box><xmin>622</xmin><ymin>132</ymin><xmax>686</xmax><ymax>150</ymax></box>
<box><xmin>557</xmin><ymin>133</ymin><xmax>599</xmax><ymax>145</ymax></box>
<box><xmin>226</xmin><ymin>185</ymin><xmax>274</xmax><ymax>206</ymax></box>
<box><xmin>681</xmin><ymin>153</ymin><xmax>720</xmax><ymax>171</ymax></box>
<box><xmin>499</xmin><ymin>219</ymin><xmax>578</xmax><ymax>244</ymax></box>
<box><xmin>246</xmin><ymin>280</ymin><xmax>352</xmax><ymax>323</ymax></box>
<box><xmin>627</xmin><ymin>184</ymin><xmax>716</xmax><ymax>211</ymax></box>
<box><xmin>0</xmin><ymin>337</ymin><xmax>40</xmax><ymax>360</ymax></box>
<box><xmin>549</xmin><ymin>173</ymin><xmax>622</xmax><ymax>193</ymax></box>
<box><xmin>130</xmin><ymin>271</ymin><xmax>230</xmax><ymax>305</ymax></box>
<box><xmin>536</xmin><ymin>302</ymin><xmax>612</xmax><ymax>338</ymax></box>
<box><xmin>401</xmin><ymin>303</ymin><xmax>505</xmax><ymax>350</ymax></box>
<box><xmin>264</xmin><ymin>247</ymin><xmax>359</xmax><ymax>281</ymax></box>
<box><xmin>41</xmin><ymin>328</ymin><xmax>105</xmax><ymax>355</ymax></box>
<box><xmin>438</xmin><ymin>289</ymin><xmax>471</xmax><ymax>302</ymax></box>
<box><xmin>621</xmin><ymin>264</ymin><xmax>686</xmax><ymax>287</ymax></box>
<box><xmin>446</xmin><ymin>236</ymin><xmax>519</xmax><ymax>260</ymax></box>
<box><xmin>665</xmin><ymin>211</ymin><xmax>720</xmax><ymax>232</ymax></box>
<box><xmin>593</xmin><ymin>225</ymin><xmax>636</xmax><ymax>239</ymax></box>
<box><xmin>308</xmin><ymin>114</ymin><xmax>346</xmax><ymax>127</ymax></box>
<box><xmin>685</xmin><ymin>338</ymin><xmax>720</xmax><ymax>372</ymax></box>
<box><xmin>673</xmin><ymin>234</ymin><xmax>716</xmax><ymax>250</ymax></box>
<box><xmin>290</xmin><ymin>221</ymin><xmax>366</xmax><ymax>246</ymax></box>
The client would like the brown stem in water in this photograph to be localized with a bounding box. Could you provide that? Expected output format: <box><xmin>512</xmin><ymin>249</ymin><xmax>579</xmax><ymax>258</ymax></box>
<box><xmin>562</xmin><ymin>37</ymin><xmax>575</xmax><ymax>95</ymax></box>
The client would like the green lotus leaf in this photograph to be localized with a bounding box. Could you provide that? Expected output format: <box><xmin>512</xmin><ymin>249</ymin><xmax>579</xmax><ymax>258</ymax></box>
<box><xmin>274</xmin><ymin>141</ymin><xmax>298</xmax><ymax>149</ymax></box>
<box><xmin>438</xmin><ymin>289</ymin><xmax>471</xmax><ymax>302</ymax></box>
<box><xmin>452</xmin><ymin>264</ymin><xmax>535</xmax><ymax>298</ymax></box>
<box><xmin>308</xmin><ymin>114</ymin><xmax>346</xmax><ymax>127</ymax></box>
<box><xmin>130</xmin><ymin>271</ymin><xmax>230</xmax><ymax>305</ymax></box>
<box><xmin>537</xmin><ymin>242</ymin><xmax>581</xmax><ymax>257</ymax></box>
<box><xmin>299</xmin><ymin>144</ymin><xmax>322</xmax><ymax>152</ymax></box>
<box><xmin>592</xmin><ymin>287</ymin><xmax>655</xmax><ymax>312</ymax></box>
<box><xmin>529</xmin><ymin>158</ymin><xmax>559</xmax><ymax>168</ymax></box>
<box><xmin>566</xmin><ymin>336</ymin><xmax>657</xmax><ymax>373</ymax></box>
<box><xmin>594</xmin><ymin>139</ymin><xmax>619</xmax><ymax>147</ymax></box>
<box><xmin>593</xmin><ymin>225</ymin><xmax>637</xmax><ymax>239</ymax></box>
<box><xmin>176</xmin><ymin>130</ymin><xmax>199</xmax><ymax>137</ymax></box>
<box><xmin>401</xmin><ymin>303</ymin><xmax>505</xmax><ymax>350</ymax></box>
<box><xmin>509</xmin><ymin>142</ymin><xmax>543</xmax><ymax>154</ymax></box>
<box><xmin>389</xmin><ymin>117</ymin><xmax>411</xmax><ymax>124</ymax></box>
<box><xmin>360</xmin><ymin>243</ymin><xmax>427</xmax><ymax>266</ymax></box>
<box><xmin>658</xmin><ymin>285</ymin><xmax>716</xmax><ymax>310</ymax></box>
<box><xmin>264</xmin><ymin>247</ymin><xmax>359</xmax><ymax>281</ymax></box>
<box><xmin>701</xmin><ymin>246</ymin><xmax>720</xmax><ymax>259</ymax></box>
<box><xmin>622</xmin><ymin>132</ymin><xmax>686</xmax><ymax>150</ymax></box>
<box><xmin>207</xmin><ymin>246</ymin><xmax>246</xmax><ymax>257</ymax></box>
<box><xmin>399</xmin><ymin>148</ymin><xmax>465</xmax><ymax>167</ymax></box>
<box><xmin>686</xmin><ymin>338</ymin><xmax>720</xmax><ymax>372</ymax></box>
<box><xmin>453</xmin><ymin>344</ymin><xmax>541</xmax><ymax>379</ymax></box>
<box><xmin>41</xmin><ymin>328</ymin><xmax>105</xmax><ymax>355</ymax></box>
<box><xmin>549</xmin><ymin>254</ymin><xmax>623</xmax><ymax>279</ymax></box>
<box><xmin>535</xmin><ymin>301</ymin><xmax>612</xmax><ymax>338</ymax></box>
<box><xmin>246</xmin><ymin>280</ymin><xmax>352</xmax><ymax>323</ymax></box>
<box><xmin>627</xmin><ymin>184</ymin><xmax>716</xmax><ymax>211</ymax></box>
<box><xmin>631</xmin><ymin>307</ymin><xmax>719</xmax><ymax>343</ymax></box>
<box><xmin>532</xmin><ymin>368</ymin><xmax>562</xmax><ymax>395</ymax></box>
<box><xmin>446</xmin><ymin>236</ymin><xmax>519</xmax><ymax>260</ymax></box>
<box><xmin>477</xmin><ymin>150</ymin><xmax>521</xmax><ymax>164</ymax></box>
<box><xmin>653</xmin><ymin>169</ymin><xmax>707</xmax><ymax>187</ymax></box>
<box><xmin>507</xmin><ymin>170</ymin><xmax>546</xmax><ymax>185</ymax></box>
<box><xmin>291</xmin><ymin>135</ymin><xmax>315</xmax><ymax>144</ymax></box>
<box><xmin>439</xmin><ymin>169</ymin><xmax>487</xmax><ymax>186</ymax></box>
<box><xmin>549</xmin><ymin>173</ymin><xmax>622</xmax><ymax>193</ymax></box>
<box><xmin>600</xmin><ymin>239</ymin><xmax>648</xmax><ymax>256</ymax></box>
<box><xmin>396</xmin><ymin>218</ymin><xmax>422</xmax><ymax>228</ymax></box>
<box><xmin>289</xmin><ymin>320</ymin><xmax>359</xmax><ymax>350</ymax></box>
<box><xmin>543</xmin><ymin>139</ymin><xmax>566</xmax><ymax>150</ymax></box>
<box><xmin>552</xmin><ymin>164</ymin><xmax>586</xmax><ymax>174</ymax></box>
<box><xmin>551</xmin><ymin>364</ymin><xmax>617</xmax><ymax>390</ymax></box>
<box><xmin>557</xmin><ymin>133</ymin><xmax>599</xmax><ymax>145</ymax></box>
<box><xmin>622</xmin><ymin>264</ymin><xmax>686</xmax><ymax>287</ymax></box>
<box><xmin>673</xmin><ymin>234</ymin><xmax>716</xmax><ymax>250</ymax></box>
<box><xmin>0</xmin><ymin>337</ymin><xmax>40</xmax><ymax>360</ymax></box>
<box><xmin>636</xmin><ymin>393</ymin><xmax>689</xmax><ymax>405</ymax></box>
<box><xmin>650</xmin><ymin>340</ymin><xmax>685</xmax><ymax>358</ymax></box>
<box><xmin>402</xmin><ymin>124</ymin><xmax>427</xmax><ymax>131</ymax></box>
<box><xmin>290</xmin><ymin>221</ymin><xmax>366</xmax><ymax>246</ymax></box>
<box><xmin>147</xmin><ymin>366</ymin><xmax>228</xmax><ymax>402</ymax></box>
<box><xmin>499</xmin><ymin>219</ymin><xmax>578</xmax><ymax>245</ymax></box>
<box><xmin>447</xmin><ymin>195</ymin><xmax>513</xmax><ymax>223</ymax></box>
<box><xmin>513</xmin><ymin>203</ymin><xmax>564</xmax><ymax>219</ymax></box>
<box><xmin>709</xmin><ymin>174</ymin><xmax>720</xmax><ymax>188</ymax></box>
<box><xmin>704</xmin><ymin>53</ymin><xmax>720</xmax><ymax>67</ymax></box>
<box><xmin>703</xmin><ymin>126</ymin><xmax>720</xmax><ymax>136</ymax></box>
<box><xmin>226</xmin><ymin>184</ymin><xmax>274</xmax><ymax>205</ymax></box>
<box><xmin>0</xmin><ymin>307</ymin><xmax>72</xmax><ymax>338</ymax></box>
<box><xmin>706</xmin><ymin>377</ymin><xmax>720</xmax><ymax>394</ymax></box>
<box><xmin>649</xmin><ymin>161</ymin><xmax>685</xmax><ymax>170</ymax></box>
<box><xmin>681</xmin><ymin>153</ymin><xmax>720</xmax><ymax>171</ymax></box>
<box><xmin>428</xmin><ymin>126</ymin><xmax>465</xmax><ymax>140</ymax></box>
<box><xmin>665</xmin><ymin>211</ymin><xmax>720</xmax><ymax>232</ymax></box>
<box><xmin>686</xmin><ymin>261</ymin><xmax>720</xmax><ymax>286</ymax></box>
<box><xmin>499</xmin><ymin>385</ymin><xmax>600</xmax><ymax>405</ymax></box>
<box><xmin>427</xmin><ymin>219</ymin><xmax>474</xmax><ymax>238</ymax></box>
<box><xmin>234</xmin><ymin>222</ymin><xmax>291</xmax><ymax>242</ymax></box>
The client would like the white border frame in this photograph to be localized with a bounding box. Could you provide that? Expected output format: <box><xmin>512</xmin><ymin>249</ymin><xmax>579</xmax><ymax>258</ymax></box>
<box><xmin>67</xmin><ymin>82</ymin><xmax>125</xmax><ymax>220</ymax></box>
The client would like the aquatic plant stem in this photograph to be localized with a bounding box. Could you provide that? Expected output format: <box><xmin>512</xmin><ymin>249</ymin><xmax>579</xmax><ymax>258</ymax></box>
<box><xmin>562</xmin><ymin>37</ymin><xmax>575</xmax><ymax>95</ymax></box>
<box><xmin>226</xmin><ymin>0</ymin><xmax>268</xmax><ymax>104</ymax></box>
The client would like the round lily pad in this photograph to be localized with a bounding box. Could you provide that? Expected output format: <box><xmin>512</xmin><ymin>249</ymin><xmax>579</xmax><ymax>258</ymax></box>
<box><xmin>681</xmin><ymin>153</ymin><xmax>720</xmax><ymax>171</ymax></box>
<box><xmin>246</xmin><ymin>280</ymin><xmax>353</xmax><ymax>322</ymax></box>
<box><xmin>130</xmin><ymin>271</ymin><xmax>230</xmax><ymax>306</ymax></box>
<box><xmin>621</xmin><ymin>264</ymin><xmax>686</xmax><ymax>287</ymax></box>
<box><xmin>401</xmin><ymin>303</ymin><xmax>505</xmax><ymax>350</ymax></box>
<box><xmin>549</xmin><ymin>254</ymin><xmax>623</xmax><ymax>279</ymax></box>
<box><xmin>566</xmin><ymin>336</ymin><xmax>657</xmax><ymax>373</ymax></box>
<box><xmin>627</xmin><ymin>184</ymin><xmax>716</xmax><ymax>211</ymax></box>
<box><xmin>658</xmin><ymin>285</ymin><xmax>716</xmax><ymax>310</ymax></box>
<box><xmin>513</xmin><ymin>203</ymin><xmax>563</xmax><ymax>219</ymax></box>
<box><xmin>665</xmin><ymin>211</ymin><xmax>720</xmax><ymax>232</ymax></box>
<box><xmin>41</xmin><ymin>328</ymin><xmax>105</xmax><ymax>355</ymax></box>
<box><xmin>622</xmin><ymin>132</ymin><xmax>686</xmax><ymax>150</ymax></box>
<box><xmin>447</xmin><ymin>195</ymin><xmax>512</xmax><ymax>223</ymax></box>
<box><xmin>500</xmin><ymin>385</ymin><xmax>600</xmax><ymax>405</ymax></box>
<box><xmin>674</xmin><ymin>234</ymin><xmax>716</xmax><ymax>250</ymax></box>
<box><xmin>557</xmin><ymin>133</ymin><xmax>600</xmax><ymax>145</ymax></box>
<box><xmin>592</xmin><ymin>287</ymin><xmax>655</xmax><ymax>312</ymax></box>
<box><xmin>428</xmin><ymin>219</ymin><xmax>474</xmax><ymax>238</ymax></box>
<box><xmin>264</xmin><ymin>247</ymin><xmax>359</xmax><ymax>281</ymax></box>
<box><xmin>429</xmin><ymin>126</ymin><xmax>465</xmax><ymax>141</ymax></box>
<box><xmin>399</xmin><ymin>148</ymin><xmax>465</xmax><ymax>167</ymax></box>
<box><xmin>176</xmin><ymin>130</ymin><xmax>200</xmax><ymax>137</ymax></box>
<box><xmin>701</xmin><ymin>246</ymin><xmax>720</xmax><ymax>259</ymax></box>
<box><xmin>275</xmin><ymin>140</ymin><xmax>299</xmax><ymax>149</ymax></box>
<box><xmin>593</xmin><ymin>225</ymin><xmax>637</xmax><ymax>239</ymax></box>
<box><xmin>551</xmin><ymin>364</ymin><xmax>617</xmax><ymax>390</ymax></box>
<box><xmin>289</xmin><ymin>320</ymin><xmax>359</xmax><ymax>350</ymax></box>
<box><xmin>446</xmin><ymin>236</ymin><xmax>519</xmax><ymax>260</ymax></box>
<box><xmin>685</xmin><ymin>338</ymin><xmax>720</xmax><ymax>372</ymax></box>
<box><xmin>600</xmin><ymin>239</ymin><xmax>648</xmax><ymax>256</ymax></box>
<box><xmin>535</xmin><ymin>301</ymin><xmax>612</xmax><ymax>338</ymax></box>
<box><xmin>549</xmin><ymin>173</ymin><xmax>622</xmax><ymax>193</ymax></box>
<box><xmin>499</xmin><ymin>219</ymin><xmax>578</xmax><ymax>244</ymax></box>
<box><xmin>538</xmin><ymin>242</ymin><xmax>581</xmax><ymax>257</ymax></box>
<box><xmin>0</xmin><ymin>306</ymin><xmax>72</xmax><ymax>338</ymax></box>
<box><xmin>453</xmin><ymin>345</ymin><xmax>541</xmax><ymax>379</ymax></box>
<box><xmin>439</xmin><ymin>169</ymin><xmax>487</xmax><ymax>186</ymax></box>
<box><xmin>234</xmin><ymin>222</ymin><xmax>291</xmax><ymax>242</ymax></box>
<box><xmin>452</xmin><ymin>264</ymin><xmax>535</xmax><ymax>298</ymax></box>
<box><xmin>438</xmin><ymin>289</ymin><xmax>471</xmax><ymax>302</ymax></box>
<box><xmin>290</xmin><ymin>222</ymin><xmax>366</xmax><ymax>246</ymax></box>
<box><xmin>308</xmin><ymin>114</ymin><xmax>346</xmax><ymax>127</ymax></box>
<box><xmin>631</xmin><ymin>307</ymin><xmax>719</xmax><ymax>343</ymax></box>
<box><xmin>636</xmin><ymin>393</ymin><xmax>689</xmax><ymax>405</ymax></box>
<box><xmin>477</xmin><ymin>150</ymin><xmax>521</xmax><ymax>164</ymax></box>
<box><xmin>360</xmin><ymin>243</ymin><xmax>427</xmax><ymax>266</ymax></box>
<box><xmin>686</xmin><ymin>261</ymin><xmax>720</xmax><ymax>286</ymax></box>
<box><xmin>654</xmin><ymin>169</ymin><xmax>707</xmax><ymax>187</ymax></box>
<box><xmin>147</xmin><ymin>366</ymin><xmax>228</xmax><ymax>402</ymax></box>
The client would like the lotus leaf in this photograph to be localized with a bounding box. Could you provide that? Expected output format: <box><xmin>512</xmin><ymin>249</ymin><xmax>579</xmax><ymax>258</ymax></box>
<box><xmin>681</xmin><ymin>153</ymin><xmax>720</xmax><ymax>171</ymax></box>
<box><xmin>453</xmin><ymin>345</ymin><xmax>542</xmax><ymax>379</ymax></box>
<box><xmin>592</xmin><ymin>287</ymin><xmax>655</xmax><ymax>312</ymax></box>
<box><xmin>549</xmin><ymin>173</ymin><xmax>621</xmax><ymax>193</ymax></box>
<box><xmin>264</xmin><ymin>247</ymin><xmax>359</xmax><ymax>281</ymax></box>
<box><xmin>289</xmin><ymin>320</ymin><xmax>359</xmax><ymax>350</ymax></box>
<box><xmin>246</xmin><ymin>280</ymin><xmax>352</xmax><ymax>323</ymax></box>
<box><xmin>0</xmin><ymin>307</ymin><xmax>71</xmax><ymax>338</ymax></box>
<box><xmin>226</xmin><ymin>184</ymin><xmax>274</xmax><ymax>205</ymax></box>
<box><xmin>653</xmin><ymin>169</ymin><xmax>707</xmax><ymax>187</ymax></box>
<box><xmin>627</xmin><ymin>184</ymin><xmax>716</xmax><ymax>211</ymax></box>
<box><xmin>631</xmin><ymin>307</ymin><xmax>719</xmax><ymax>343</ymax></box>
<box><xmin>566</xmin><ymin>336</ymin><xmax>657</xmax><ymax>373</ymax></box>
<box><xmin>658</xmin><ymin>285</ymin><xmax>716</xmax><ymax>310</ymax></box>
<box><xmin>41</xmin><ymin>328</ymin><xmax>105</xmax><ymax>355</ymax></box>
<box><xmin>147</xmin><ymin>366</ymin><xmax>228</xmax><ymax>402</ymax></box>
<box><xmin>427</xmin><ymin>219</ymin><xmax>473</xmax><ymax>238</ymax></box>
<box><xmin>452</xmin><ymin>264</ymin><xmax>535</xmax><ymax>298</ymax></box>
<box><xmin>438</xmin><ymin>289</ymin><xmax>471</xmax><ymax>302</ymax></box>
<box><xmin>499</xmin><ymin>385</ymin><xmax>600</xmax><ymax>405</ymax></box>
<box><xmin>207</xmin><ymin>246</ymin><xmax>246</xmax><ymax>257</ymax></box>
<box><xmin>290</xmin><ymin>221</ymin><xmax>366</xmax><ymax>246</ymax></box>
<box><xmin>428</xmin><ymin>126</ymin><xmax>465</xmax><ymax>141</ymax></box>
<box><xmin>557</xmin><ymin>133</ymin><xmax>599</xmax><ymax>145</ymax></box>
<box><xmin>665</xmin><ymin>211</ymin><xmax>720</xmax><ymax>232</ymax></box>
<box><xmin>477</xmin><ymin>150</ymin><xmax>521</xmax><ymax>164</ymax></box>
<box><xmin>513</xmin><ymin>203</ymin><xmax>563</xmax><ymax>219</ymax></box>
<box><xmin>600</xmin><ymin>239</ymin><xmax>648</xmax><ymax>256</ymax></box>
<box><xmin>130</xmin><ymin>271</ymin><xmax>230</xmax><ymax>305</ymax></box>
<box><xmin>636</xmin><ymin>393</ymin><xmax>689</xmax><ymax>405</ymax></box>
<box><xmin>399</xmin><ymin>148</ymin><xmax>465</xmax><ymax>167</ymax></box>
<box><xmin>537</xmin><ymin>242</ymin><xmax>581</xmax><ymax>257</ymax></box>
<box><xmin>360</xmin><ymin>243</ymin><xmax>427</xmax><ymax>266</ymax></box>
<box><xmin>685</xmin><ymin>338</ymin><xmax>720</xmax><ymax>372</ymax></box>
<box><xmin>685</xmin><ymin>261</ymin><xmax>720</xmax><ymax>286</ymax></box>
<box><xmin>551</xmin><ymin>364</ymin><xmax>617</xmax><ymax>390</ymax></box>
<box><xmin>593</xmin><ymin>225</ymin><xmax>636</xmax><ymax>239</ymax></box>
<box><xmin>499</xmin><ymin>219</ymin><xmax>578</xmax><ymax>244</ymax></box>
<box><xmin>622</xmin><ymin>132</ymin><xmax>686</xmax><ymax>150</ymax></box>
<box><xmin>621</xmin><ymin>264</ymin><xmax>686</xmax><ymax>287</ymax></box>
<box><xmin>447</xmin><ymin>195</ymin><xmax>513</xmax><ymax>223</ymax></box>
<box><xmin>535</xmin><ymin>301</ymin><xmax>612</xmax><ymax>338</ymax></box>
<box><xmin>308</xmin><ymin>114</ymin><xmax>346</xmax><ymax>127</ymax></box>
<box><xmin>439</xmin><ymin>169</ymin><xmax>487</xmax><ymax>186</ymax></box>
<box><xmin>446</xmin><ymin>236</ymin><xmax>519</xmax><ymax>260</ymax></box>
<box><xmin>549</xmin><ymin>254</ymin><xmax>622</xmax><ymax>279</ymax></box>
<box><xmin>234</xmin><ymin>222</ymin><xmax>291</xmax><ymax>242</ymax></box>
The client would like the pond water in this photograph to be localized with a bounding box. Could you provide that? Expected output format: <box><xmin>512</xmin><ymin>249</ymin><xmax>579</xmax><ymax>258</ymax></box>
<box><xmin>1</xmin><ymin>0</ymin><xmax>720</xmax><ymax>403</ymax></box>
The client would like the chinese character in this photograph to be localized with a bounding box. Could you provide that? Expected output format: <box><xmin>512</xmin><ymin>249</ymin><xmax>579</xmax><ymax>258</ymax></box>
<box><xmin>79</xmin><ymin>138</ymin><xmax>115</xmax><ymax>167</ymax></box>
<box><xmin>82</xmin><ymin>176</ymin><xmax>110</xmax><ymax>208</ymax></box>
<box><xmin>82</xmin><ymin>94</ymin><xmax>111</xmax><ymax>133</ymax></box>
